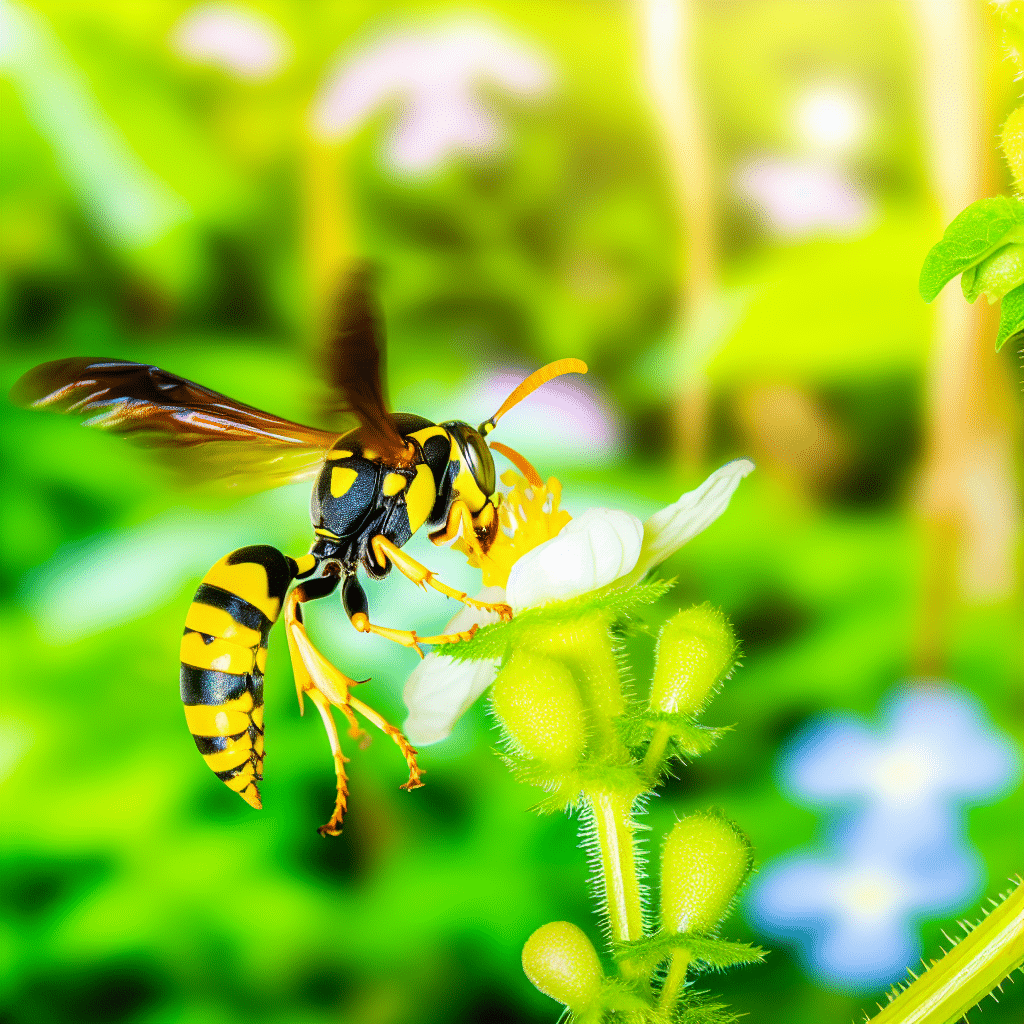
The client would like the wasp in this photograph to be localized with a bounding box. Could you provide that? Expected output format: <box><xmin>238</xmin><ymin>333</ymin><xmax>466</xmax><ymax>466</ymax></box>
<box><xmin>11</xmin><ymin>269</ymin><xmax>586</xmax><ymax>835</ymax></box>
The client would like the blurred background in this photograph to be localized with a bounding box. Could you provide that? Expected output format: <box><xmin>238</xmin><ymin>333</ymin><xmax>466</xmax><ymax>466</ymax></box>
<box><xmin>1</xmin><ymin>1</ymin><xmax>1021</xmax><ymax>1022</ymax></box>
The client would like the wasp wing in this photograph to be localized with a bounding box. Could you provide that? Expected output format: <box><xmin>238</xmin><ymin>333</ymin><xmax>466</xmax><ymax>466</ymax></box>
<box><xmin>322</xmin><ymin>267</ymin><xmax>409</xmax><ymax>462</ymax></box>
<box><xmin>10</xmin><ymin>357</ymin><xmax>339</xmax><ymax>492</ymax></box>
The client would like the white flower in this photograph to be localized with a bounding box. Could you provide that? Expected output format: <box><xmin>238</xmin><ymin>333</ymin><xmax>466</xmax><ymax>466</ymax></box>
<box><xmin>170</xmin><ymin>4</ymin><xmax>290</xmax><ymax>81</ymax></box>
<box><xmin>310</xmin><ymin>17</ymin><xmax>552</xmax><ymax>175</ymax></box>
<box><xmin>403</xmin><ymin>459</ymin><xmax>754</xmax><ymax>745</ymax></box>
<box><xmin>733</xmin><ymin>156</ymin><xmax>874</xmax><ymax>237</ymax></box>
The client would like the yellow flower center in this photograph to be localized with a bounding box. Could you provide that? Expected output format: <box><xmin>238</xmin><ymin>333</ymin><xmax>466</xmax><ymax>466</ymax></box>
<box><xmin>455</xmin><ymin>470</ymin><xmax>571</xmax><ymax>588</ymax></box>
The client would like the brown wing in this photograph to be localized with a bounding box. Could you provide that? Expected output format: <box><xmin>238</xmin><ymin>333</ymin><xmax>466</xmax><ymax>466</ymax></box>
<box><xmin>322</xmin><ymin>266</ymin><xmax>408</xmax><ymax>461</ymax></box>
<box><xmin>10</xmin><ymin>357</ymin><xmax>339</xmax><ymax>492</ymax></box>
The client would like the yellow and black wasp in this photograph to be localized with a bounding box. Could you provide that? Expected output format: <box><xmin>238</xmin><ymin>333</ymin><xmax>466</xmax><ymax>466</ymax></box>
<box><xmin>11</xmin><ymin>269</ymin><xmax>586</xmax><ymax>835</ymax></box>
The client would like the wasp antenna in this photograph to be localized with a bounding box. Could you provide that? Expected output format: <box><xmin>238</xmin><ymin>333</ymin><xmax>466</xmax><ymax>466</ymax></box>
<box><xmin>479</xmin><ymin>358</ymin><xmax>587</xmax><ymax>435</ymax></box>
<box><xmin>488</xmin><ymin>441</ymin><xmax>543</xmax><ymax>489</ymax></box>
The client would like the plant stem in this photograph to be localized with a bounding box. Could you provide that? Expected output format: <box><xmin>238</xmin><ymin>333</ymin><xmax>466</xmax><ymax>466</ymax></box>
<box><xmin>867</xmin><ymin>882</ymin><xmax>1024</xmax><ymax>1024</ymax></box>
<box><xmin>642</xmin><ymin>723</ymin><xmax>672</xmax><ymax>779</ymax></box>
<box><xmin>658</xmin><ymin>949</ymin><xmax>691</xmax><ymax>1012</ymax></box>
<box><xmin>586</xmin><ymin>788</ymin><xmax>645</xmax><ymax>944</ymax></box>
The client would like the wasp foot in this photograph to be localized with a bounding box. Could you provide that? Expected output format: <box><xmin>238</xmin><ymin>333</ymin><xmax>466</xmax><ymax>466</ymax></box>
<box><xmin>348</xmin><ymin>693</ymin><xmax>425</xmax><ymax>792</ymax></box>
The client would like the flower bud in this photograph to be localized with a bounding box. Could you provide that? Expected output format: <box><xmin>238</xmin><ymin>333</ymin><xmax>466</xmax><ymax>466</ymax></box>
<box><xmin>660</xmin><ymin>812</ymin><xmax>752</xmax><ymax>934</ymax></box>
<box><xmin>490</xmin><ymin>649</ymin><xmax>587</xmax><ymax>768</ymax></box>
<box><xmin>522</xmin><ymin>921</ymin><xmax>604</xmax><ymax>1013</ymax></box>
<box><xmin>650</xmin><ymin>605</ymin><xmax>735</xmax><ymax>715</ymax></box>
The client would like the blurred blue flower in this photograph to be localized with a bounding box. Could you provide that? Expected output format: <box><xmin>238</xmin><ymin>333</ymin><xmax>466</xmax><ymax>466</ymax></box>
<box><xmin>751</xmin><ymin>814</ymin><xmax>982</xmax><ymax>987</ymax></box>
<box><xmin>784</xmin><ymin>685</ymin><xmax>1019</xmax><ymax>827</ymax></box>
<box><xmin>748</xmin><ymin>684</ymin><xmax>1020</xmax><ymax>988</ymax></box>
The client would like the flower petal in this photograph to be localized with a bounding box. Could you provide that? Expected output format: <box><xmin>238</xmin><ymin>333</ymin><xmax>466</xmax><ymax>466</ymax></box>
<box><xmin>402</xmin><ymin>586</ymin><xmax>505</xmax><ymax>745</ymax></box>
<box><xmin>403</xmin><ymin>654</ymin><xmax>500</xmax><ymax>745</ymax></box>
<box><xmin>505</xmin><ymin>508</ymin><xmax>644</xmax><ymax>610</ymax></box>
<box><xmin>617</xmin><ymin>459</ymin><xmax>754</xmax><ymax>588</ymax></box>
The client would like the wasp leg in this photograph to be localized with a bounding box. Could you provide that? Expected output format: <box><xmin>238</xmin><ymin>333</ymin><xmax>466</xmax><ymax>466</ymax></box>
<box><xmin>304</xmin><ymin>687</ymin><xmax>350</xmax><ymax>837</ymax></box>
<box><xmin>370</xmin><ymin>534</ymin><xmax>512</xmax><ymax>620</ymax></box>
<box><xmin>347</xmin><ymin>693</ymin><xmax>425</xmax><ymax>791</ymax></box>
<box><xmin>284</xmin><ymin>575</ymin><xmax>372</xmax><ymax>834</ymax></box>
<box><xmin>429</xmin><ymin>499</ymin><xmax>484</xmax><ymax>558</ymax></box>
<box><xmin>288</xmin><ymin>572</ymin><xmax>426</xmax><ymax>822</ymax></box>
<box><xmin>285</xmin><ymin>583</ymin><xmax>368</xmax><ymax>737</ymax></box>
<box><xmin>342</xmin><ymin>572</ymin><xmax>480</xmax><ymax>658</ymax></box>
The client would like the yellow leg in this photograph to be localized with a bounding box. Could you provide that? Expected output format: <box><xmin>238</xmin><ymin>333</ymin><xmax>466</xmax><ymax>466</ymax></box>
<box><xmin>371</xmin><ymin>534</ymin><xmax>512</xmax><ymax>620</ymax></box>
<box><xmin>348</xmin><ymin>694</ymin><xmax>425</xmax><ymax>791</ymax></box>
<box><xmin>284</xmin><ymin>584</ymin><xmax>426</xmax><ymax>832</ymax></box>
<box><xmin>429</xmin><ymin>499</ymin><xmax>483</xmax><ymax>556</ymax></box>
<box><xmin>305</xmin><ymin>688</ymin><xmax>350</xmax><ymax>837</ymax></box>
<box><xmin>350</xmin><ymin>611</ymin><xmax>479</xmax><ymax>657</ymax></box>
<box><xmin>284</xmin><ymin>588</ymin><xmax>368</xmax><ymax>833</ymax></box>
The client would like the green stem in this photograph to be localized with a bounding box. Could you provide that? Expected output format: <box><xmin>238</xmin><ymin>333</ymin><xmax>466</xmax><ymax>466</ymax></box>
<box><xmin>642</xmin><ymin>723</ymin><xmax>672</xmax><ymax>780</ymax></box>
<box><xmin>586</xmin><ymin>788</ymin><xmax>645</xmax><ymax>944</ymax></box>
<box><xmin>868</xmin><ymin>882</ymin><xmax>1024</xmax><ymax>1024</ymax></box>
<box><xmin>658</xmin><ymin>949</ymin><xmax>691</xmax><ymax>1012</ymax></box>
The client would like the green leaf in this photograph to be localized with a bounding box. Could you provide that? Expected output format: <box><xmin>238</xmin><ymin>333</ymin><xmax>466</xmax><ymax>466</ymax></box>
<box><xmin>614</xmin><ymin>932</ymin><xmax>766</xmax><ymax>973</ymax></box>
<box><xmin>674</xmin><ymin>994</ymin><xmax>745</xmax><ymax>1024</ymax></box>
<box><xmin>647</xmin><ymin>712</ymin><xmax>728</xmax><ymax>757</ymax></box>
<box><xmin>961</xmin><ymin>243</ymin><xmax>1024</xmax><ymax>303</ymax></box>
<box><xmin>996</xmin><ymin>283</ymin><xmax>1024</xmax><ymax>351</ymax></box>
<box><xmin>919</xmin><ymin>196</ymin><xmax>1024</xmax><ymax>302</ymax></box>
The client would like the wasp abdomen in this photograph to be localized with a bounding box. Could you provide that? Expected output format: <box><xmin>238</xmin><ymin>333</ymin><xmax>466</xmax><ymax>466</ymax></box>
<box><xmin>180</xmin><ymin>546</ymin><xmax>295</xmax><ymax>809</ymax></box>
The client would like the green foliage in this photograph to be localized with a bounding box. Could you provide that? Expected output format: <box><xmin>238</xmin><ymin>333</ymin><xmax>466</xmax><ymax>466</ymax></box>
<box><xmin>484</xmin><ymin>591</ymin><xmax>757</xmax><ymax>1023</ymax></box>
<box><xmin>616</xmin><ymin>934</ymin><xmax>766</xmax><ymax>975</ymax></box>
<box><xmin>919</xmin><ymin>197</ymin><xmax>1024</xmax><ymax>351</ymax></box>
<box><xmin>625</xmin><ymin>712</ymin><xmax>728</xmax><ymax>759</ymax></box>
<box><xmin>961</xmin><ymin>243</ymin><xmax>1024</xmax><ymax>304</ymax></box>
<box><xmin>918</xmin><ymin>197</ymin><xmax>1024</xmax><ymax>300</ymax></box>
<box><xmin>995</xmin><ymin>284</ymin><xmax>1024</xmax><ymax>350</ymax></box>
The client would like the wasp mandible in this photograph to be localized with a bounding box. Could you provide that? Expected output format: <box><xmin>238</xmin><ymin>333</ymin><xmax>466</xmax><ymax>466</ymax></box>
<box><xmin>11</xmin><ymin>269</ymin><xmax>586</xmax><ymax>835</ymax></box>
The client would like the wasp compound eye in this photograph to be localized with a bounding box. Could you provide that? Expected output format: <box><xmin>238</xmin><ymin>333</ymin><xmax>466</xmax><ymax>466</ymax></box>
<box><xmin>445</xmin><ymin>421</ymin><xmax>496</xmax><ymax>497</ymax></box>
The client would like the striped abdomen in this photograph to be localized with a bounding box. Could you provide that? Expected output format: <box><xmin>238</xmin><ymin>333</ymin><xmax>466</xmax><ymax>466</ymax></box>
<box><xmin>180</xmin><ymin>546</ymin><xmax>295</xmax><ymax>809</ymax></box>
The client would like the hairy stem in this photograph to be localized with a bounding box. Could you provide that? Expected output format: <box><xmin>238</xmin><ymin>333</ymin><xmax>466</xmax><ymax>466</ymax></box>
<box><xmin>868</xmin><ymin>882</ymin><xmax>1024</xmax><ymax>1024</ymax></box>
<box><xmin>642</xmin><ymin>723</ymin><xmax>672</xmax><ymax>780</ymax></box>
<box><xmin>659</xmin><ymin>949</ymin><xmax>691</xmax><ymax>1012</ymax></box>
<box><xmin>586</xmin><ymin>788</ymin><xmax>645</xmax><ymax>944</ymax></box>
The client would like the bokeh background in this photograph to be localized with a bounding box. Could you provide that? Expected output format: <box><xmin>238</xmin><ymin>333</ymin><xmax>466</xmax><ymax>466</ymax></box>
<box><xmin>1</xmin><ymin>1</ymin><xmax>1021</xmax><ymax>1022</ymax></box>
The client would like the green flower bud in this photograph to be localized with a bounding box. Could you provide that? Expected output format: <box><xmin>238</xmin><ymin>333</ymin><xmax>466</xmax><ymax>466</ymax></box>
<box><xmin>650</xmin><ymin>605</ymin><xmax>735</xmax><ymax>715</ymax></box>
<box><xmin>522</xmin><ymin>921</ymin><xmax>604</xmax><ymax>1013</ymax></box>
<box><xmin>490</xmin><ymin>649</ymin><xmax>587</xmax><ymax>768</ymax></box>
<box><xmin>518</xmin><ymin>612</ymin><xmax>624</xmax><ymax>722</ymax></box>
<box><xmin>660</xmin><ymin>812</ymin><xmax>753</xmax><ymax>934</ymax></box>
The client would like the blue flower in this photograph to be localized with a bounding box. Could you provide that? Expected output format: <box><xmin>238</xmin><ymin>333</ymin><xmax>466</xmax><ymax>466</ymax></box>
<box><xmin>747</xmin><ymin>684</ymin><xmax>1020</xmax><ymax>988</ymax></box>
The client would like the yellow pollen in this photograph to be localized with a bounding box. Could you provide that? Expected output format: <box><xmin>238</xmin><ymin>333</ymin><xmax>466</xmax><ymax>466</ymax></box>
<box><xmin>454</xmin><ymin>469</ymin><xmax>571</xmax><ymax>588</ymax></box>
